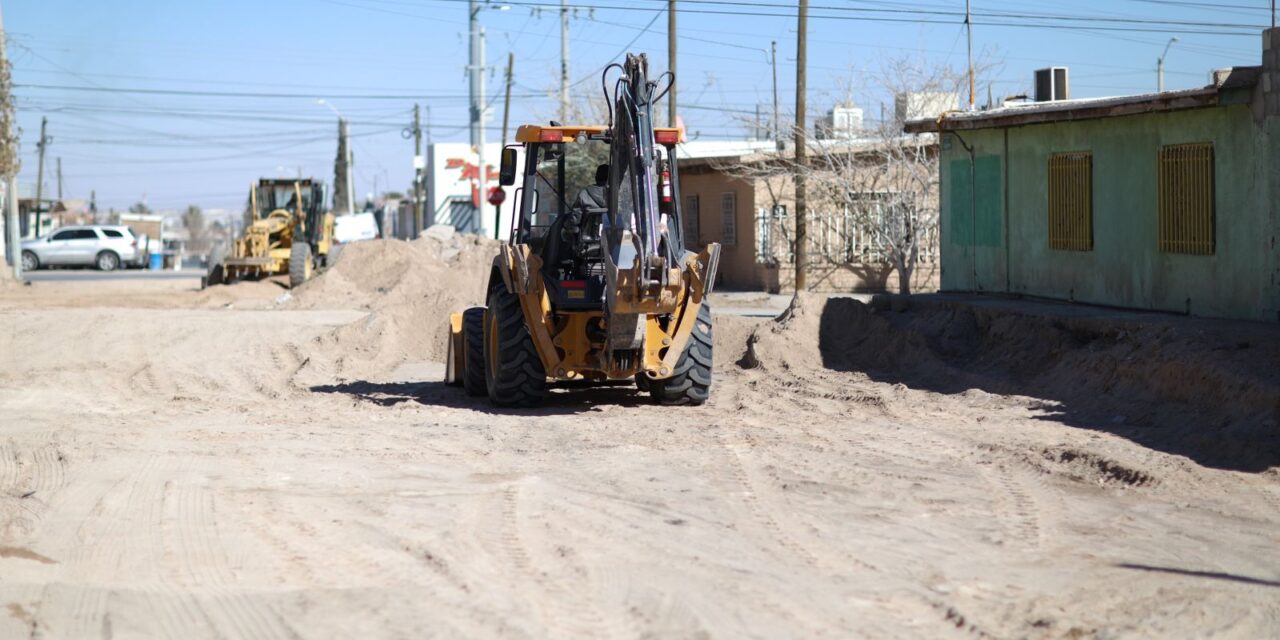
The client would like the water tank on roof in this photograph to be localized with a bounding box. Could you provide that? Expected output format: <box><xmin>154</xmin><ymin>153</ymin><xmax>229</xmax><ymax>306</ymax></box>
<box><xmin>1035</xmin><ymin>67</ymin><xmax>1069</xmax><ymax>102</ymax></box>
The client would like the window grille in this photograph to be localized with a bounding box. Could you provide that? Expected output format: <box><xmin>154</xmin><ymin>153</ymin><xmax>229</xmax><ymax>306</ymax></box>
<box><xmin>1158</xmin><ymin>143</ymin><xmax>1215</xmax><ymax>255</ymax></box>
<box><xmin>1047</xmin><ymin>151</ymin><xmax>1093</xmax><ymax>251</ymax></box>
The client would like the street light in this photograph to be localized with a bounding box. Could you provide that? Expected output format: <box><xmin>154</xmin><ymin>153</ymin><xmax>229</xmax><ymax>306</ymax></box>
<box><xmin>1158</xmin><ymin>37</ymin><xmax>1179</xmax><ymax>93</ymax></box>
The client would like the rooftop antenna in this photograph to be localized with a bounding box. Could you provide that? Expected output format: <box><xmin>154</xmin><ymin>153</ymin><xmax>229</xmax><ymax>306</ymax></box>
<box><xmin>966</xmin><ymin>0</ymin><xmax>975</xmax><ymax>111</ymax></box>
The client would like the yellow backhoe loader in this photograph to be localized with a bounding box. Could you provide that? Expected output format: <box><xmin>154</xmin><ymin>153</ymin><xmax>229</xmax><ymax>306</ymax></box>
<box><xmin>204</xmin><ymin>178</ymin><xmax>334</xmax><ymax>289</ymax></box>
<box><xmin>445</xmin><ymin>53</ymin><xmax>721</xmax><ymax>407</ymax></box>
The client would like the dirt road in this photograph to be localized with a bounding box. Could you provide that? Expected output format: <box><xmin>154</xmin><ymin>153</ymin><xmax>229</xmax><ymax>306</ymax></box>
<box><xmin>1</xmin><ymin>240</ymin><xmax>1278</xmax><ymax>638</ymax></box>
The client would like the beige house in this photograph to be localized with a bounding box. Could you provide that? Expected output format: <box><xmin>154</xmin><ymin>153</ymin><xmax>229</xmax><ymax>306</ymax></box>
<box><xmin>677</xmin><ymin>142</ymin><xmax>940</xmax><ymax>294</ymax></box>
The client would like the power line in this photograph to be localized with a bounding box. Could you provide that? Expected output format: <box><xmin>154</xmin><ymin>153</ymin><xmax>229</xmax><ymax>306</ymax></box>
<box><xmin>419</xmin><ymin>0</ymin><xmax>1264</xmax><ymax>36</ymax></box>
<box><xmin>14</xmin><ymin>82</ymin><xmax>543</xmax><ymax>100</ymax></box>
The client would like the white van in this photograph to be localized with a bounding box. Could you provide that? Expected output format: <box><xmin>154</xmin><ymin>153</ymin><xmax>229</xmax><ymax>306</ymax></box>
<box><xmin>333</xmin><ymin>212</ymin><xmax>380</xmax><ymax>244</ymax></box>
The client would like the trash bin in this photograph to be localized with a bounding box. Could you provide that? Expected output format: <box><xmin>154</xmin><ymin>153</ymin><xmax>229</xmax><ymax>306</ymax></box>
<box><xmin>149</xmin><ymin>253</ymin><xmax>163</xmax><ymax>270</ymax></box>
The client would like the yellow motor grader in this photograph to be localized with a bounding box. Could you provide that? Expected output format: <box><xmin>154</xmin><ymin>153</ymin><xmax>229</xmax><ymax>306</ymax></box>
<box><xmin>445</xmin><ymin>53</ymin><xmax>721</xmax><ymax>407</ymax></box>
<box><xmin>204</xmin><ymin>178</ymin><xmax>334</xmax><ymax>289</ymax></box>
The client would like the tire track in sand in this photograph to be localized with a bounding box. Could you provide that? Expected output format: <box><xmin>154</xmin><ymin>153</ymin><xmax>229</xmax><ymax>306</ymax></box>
<box><xmin>0</xmin><ymin>436</ymin><xmax>69</xmax><ymax>542</ymax></box>
<box><xmin>977</xmin><ymin>463</ymin><xmax>1044</xmax><ymax>551</ymax></box>
<box><xmin>474</xmin><ymin>480</ymin><xmax>629</xmax><ymax>639</ymax></box>
<box><xmin>61</xmin><ymin>456</ymin><xmax>208</xmax><ymax>639</ymax></box>
<box><xmin>164</xmin><ymin>474</ymin><xmax>299</xmax><ymax>640</ymax></box>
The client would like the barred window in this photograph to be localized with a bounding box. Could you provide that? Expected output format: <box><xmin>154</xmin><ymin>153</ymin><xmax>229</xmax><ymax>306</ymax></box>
<box><xmin>755</xmin><ymin>207</ymin><xmax>772</xmax><ymax>263</ymax></box>
<box><xmin>1047</xmin><ymin>151</ymin><xmax>1093</xmax><ymax>251</ymax></box>
<box><xmin>720</xmin><ymin>192</ymin><xmax>737</xmax><ymax>246</ymax></box>
<box><xmin>683</xmin><ymin>194</ymin><xmax>700</xmax><ymax>249</ymax></box>
<box><xmin>1158</xmin><ymin>142</ymin><xmax>1215</xmax><ymax>255</ymax></box>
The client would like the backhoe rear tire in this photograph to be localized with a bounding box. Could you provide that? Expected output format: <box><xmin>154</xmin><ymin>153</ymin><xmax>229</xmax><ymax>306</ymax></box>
<box><xmin>461</xmin><ymin>307</ymin><xmax>488</xmax><ymax>397</ymax></box>
<box><xmin>648</xmin><ymin>302</ymin><xmax>713</xmax><ymax>406</ymax></box>
<box><xmin>484</xmin><ymin>287</ymin><xmax>547</xmax><ymax>407</ymax></box>
<box><xmin>289</xmin><ymin>241</ymin><xmax>313</xmax><ymax>288</ymax></box>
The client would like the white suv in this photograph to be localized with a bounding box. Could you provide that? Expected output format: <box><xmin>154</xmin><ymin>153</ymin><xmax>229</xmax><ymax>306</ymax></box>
<box><xmin>21</xmin><ymin>225</ymin><xmax>142</xmax><ymax>272</ymax></box>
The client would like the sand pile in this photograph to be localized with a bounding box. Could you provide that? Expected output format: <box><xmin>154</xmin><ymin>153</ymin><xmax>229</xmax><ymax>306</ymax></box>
<box><xmin>740</xmin><ymin>294</ymin><xmax>1280</xmax><ymax>468</ymax></box>
<box><xmin>291</xmin><ymin>230</ymin><xmax>500</xmax><ymax>380</ymax></box>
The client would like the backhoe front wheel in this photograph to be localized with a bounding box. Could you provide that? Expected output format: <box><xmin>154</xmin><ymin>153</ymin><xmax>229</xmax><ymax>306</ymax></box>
<box><xmin>648</xmin><ymin>303</ymin><xmax>713</xmax><ymax>406</ymax></box>
<box><xmin>484</xmin><ymin>287</ymin><xmax>547</xmax><ymax>407</ymax></box>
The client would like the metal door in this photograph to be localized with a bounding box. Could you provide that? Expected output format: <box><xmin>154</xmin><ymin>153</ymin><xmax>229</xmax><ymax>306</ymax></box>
<box><xmin>66</xmin><ymin>228</ymin><xmax>101</xmax><ymax>265</ymax></box>
<box><xmin>44</xmin><ymin>228</ymin><xmax>78</xmax><ymax>264</ymax></box>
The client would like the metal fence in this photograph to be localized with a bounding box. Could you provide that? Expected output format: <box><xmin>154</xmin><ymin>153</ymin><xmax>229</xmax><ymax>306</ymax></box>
<box><xmin>755</xmin><ymin>195</ymin><xmax>938</xmax><ymax>266</ymax></box>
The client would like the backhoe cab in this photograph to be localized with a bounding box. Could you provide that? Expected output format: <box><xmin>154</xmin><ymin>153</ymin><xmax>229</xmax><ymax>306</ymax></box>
<box><xmin>445</xmin><ymin>53</ymin><xmax>721</xmax><ymax>407</ymax></box>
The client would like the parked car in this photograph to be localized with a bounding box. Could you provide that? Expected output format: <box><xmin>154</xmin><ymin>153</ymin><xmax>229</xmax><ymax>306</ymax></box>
<box><xmin>20</xmin><ymin>225</ymin><xmax>143</xmax><ymax>272</ymax></box>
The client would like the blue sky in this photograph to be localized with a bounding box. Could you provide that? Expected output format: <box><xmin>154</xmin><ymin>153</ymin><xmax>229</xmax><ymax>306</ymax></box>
<box><xmin>6</xmin><ymin>0</ymin><xmax>1272</xmax><ymax>213</ymax></box>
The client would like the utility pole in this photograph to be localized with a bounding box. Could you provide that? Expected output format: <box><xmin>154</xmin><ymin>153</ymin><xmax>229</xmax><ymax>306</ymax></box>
<box><xmin>560</xmin><ymin>0</ymin><xmax>570</xmax><ymax>121</ymax></box>
<box><xmin>412</xmin><ymin>103</ymin><xmax>424</xmax><ymax>237</ymax></box>
<box><xmin>501</xmin><ymin>53</ymin><xmax>515</xmax><ymax>147</ymax></box>
<box><xmin>478</xmin><ymin>28</ymin><xmax>488</xmax><ymax>236</ymax></box>
<box><xmin>56</xmin><ymin>157</ymin><xmax>62</xmax><ymax>201</ymax></box>
<box><xmin>794</xmin><ymin>0</ymin><xmax>808</xmax><ymax>292</ymax></box>
<box><xmin>771</xmin><ymin>39</ymin><xmax>779</xmax><ymax>146</ymax></box>
<box><xmin>335</xmin><ymin>118</ymin><xmax>355</xmax><ymax>215</ymax></box>
<box><xmin>965</xmin><ymin>0</ymin><xmax>974</xmax><ymax>111</ymax></box>
<box><xmin>34</xmin><ymin>116</ymin><xmax>49</xmax><ymax>236</ymax></box>
<box><xmin>499</xmin><ymin>51</ymin><xmax>514</xmax><ymax>240</ymax></box>
<box><xmin>346</xmin><ymin>123</ymin><xmax>355</xmax><ymax>214</ymax></box>
<box><xmin>5</xmin><ymin>173</ymin><xmax>14</xmax><ymax>278</ymax></box>
<box><xmin>469</xmin><ymin>1</ymin><xmax>489</xmax><ymax>235</ymax></box>
<box><xmin>668</xmin><ymin>0</ymin><xmax>677</xmax><ymax>127</ymax></box>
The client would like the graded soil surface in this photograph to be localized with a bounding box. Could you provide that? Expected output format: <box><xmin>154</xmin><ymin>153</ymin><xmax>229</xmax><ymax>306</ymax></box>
<box><xmin>1</xmin><ymin>237</ymin><xmax>1277</xmax><ymax>638</ymax></box>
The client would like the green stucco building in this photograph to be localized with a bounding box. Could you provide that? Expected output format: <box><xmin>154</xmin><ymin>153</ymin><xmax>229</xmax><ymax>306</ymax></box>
<box><xmin>907</xmin><ymin>30</ymin><xmax>1280</xmax><ymax>323</ymax></box>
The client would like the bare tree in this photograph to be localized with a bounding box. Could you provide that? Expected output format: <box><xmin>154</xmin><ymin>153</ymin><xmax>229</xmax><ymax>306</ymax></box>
<box><xmin>715</xmin><ymin>57</ymin><xmax>985</xmax><ymax>294</ymax></box>
<box><xmin>804</xmin><ymin>129</ymin><xmax>939</xmax><ymax>294</ymax></box>
<box><xmin>183</xmin><ymin>205</ymin><xmax>206</xmax><ymax>254</ymax></box>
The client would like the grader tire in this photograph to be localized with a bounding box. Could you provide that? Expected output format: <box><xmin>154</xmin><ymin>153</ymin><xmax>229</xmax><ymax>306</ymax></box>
<box><xmin>648</xmin><ymin>302</ymin><xmax>713</xmax><ymax>406</ymax></box>
<box><xmin>289</xmin><ymin>241</ymin><xmax>313</xmax><ymax>288</ymax></box>
<box><xmin>484</xmin><ymin>287</ymin><xmax>547</xmax><ymax>407</ymax></box>
<box><xmin>461</xmin><ymin>307</ymin><xmax>488</xmax><ymax>397</ymax></box>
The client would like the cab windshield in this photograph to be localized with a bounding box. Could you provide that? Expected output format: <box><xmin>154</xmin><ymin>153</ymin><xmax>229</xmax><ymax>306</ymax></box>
<box><xmin>257</xmin><ymin>184</ymin><xmax>310</xmax><ymax>217</ymax></box>
<box><xmin>528</xmin><ymin>138</ymin><xmax>609</xmax><ymax>242</ymax></box>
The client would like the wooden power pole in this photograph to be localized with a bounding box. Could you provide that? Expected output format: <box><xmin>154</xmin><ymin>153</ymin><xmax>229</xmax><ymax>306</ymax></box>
<box><xmin>34</xmin><ymin>116</ymin><xmax>48</xmax><ymax>236</ymax></box>
<box><xmin>499</xmin><ymin>51</ymin><xmax>514</xmax><ymax>240</ymax></box>
<box><xmin>501</xmin><ymin>53</ymin><xmax>514</xmax><ymax>147</ymax></box>
<box><xmin>560</xmin><ymin>0</ymin><xmax>570</xmax><ymax>122</ymax></box>
<box><xmin>668</xmin><ymin>0</ymin><xmax>677</xmax><ymax>127</ymax></box>
<box><xmin>793</xmin><ymin>0</ymin><xmax>808</xmax><ymax>292</ymax></box>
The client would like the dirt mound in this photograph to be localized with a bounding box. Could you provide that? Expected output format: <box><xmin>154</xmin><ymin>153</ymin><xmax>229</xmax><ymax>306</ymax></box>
<box><xmin>290</xmin><ymin>233</ymin><xmax>500</xmax><ymax>381</ymax></box>
<box><xmin>738</xmin><ymin>292</ymin><xmax>843</xmax><ymax>371</ymax></box>
<box><xmin>740</xmin><ymin>294</ymin><xmax>1280</xmax><ymax>471</ymax></box>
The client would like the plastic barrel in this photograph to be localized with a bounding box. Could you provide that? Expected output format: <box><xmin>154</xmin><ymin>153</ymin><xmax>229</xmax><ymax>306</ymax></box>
<box><xmin>149</xmin><ymin>253</ymin><xmax>163</xmax><ymax>270</ymax></box>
